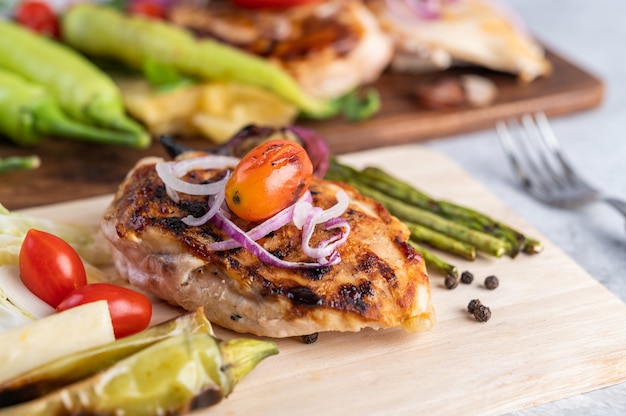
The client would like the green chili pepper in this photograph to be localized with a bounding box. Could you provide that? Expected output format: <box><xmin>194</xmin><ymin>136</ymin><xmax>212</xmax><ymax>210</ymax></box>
<box><xmin>0</xmin><ymin>20</ymin><xmax>150</xmax><ymax>148</ymax></box>
<box><xmin>0</xmin><ymin>309</ymin><xmax>214</xmax><ymax>408</ymax></box>
<box><xmin>0</xmin><ymin>333</ymin><xmax>278</xmax><ymax>415</ymax></box>
<box><xmin>0</xmin><ymin>68</ymin><xmax>146</xmax><ymax>147</ymax></box>
<box><xmin>61</xmin><ymin>3</ymin><xmax>340</xmax><ymax>119</ymax></box>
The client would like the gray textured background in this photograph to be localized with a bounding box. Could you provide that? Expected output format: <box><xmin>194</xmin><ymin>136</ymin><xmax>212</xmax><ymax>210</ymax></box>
<box><xmin>425</xmin><ymin>1</ymin><xmax>626</xmax><ymax>414</ymax></box>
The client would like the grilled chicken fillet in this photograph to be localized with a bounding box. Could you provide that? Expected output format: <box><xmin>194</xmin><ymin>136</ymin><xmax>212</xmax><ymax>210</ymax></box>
<box><xmin>101</xmin><ymin>155</ymin><xmax>435</xmax><ymax>338</ymax></box>
<box><xmin>168</xmin><ymin>0</ymin><xmax>393</xmax><ymax>99</ymax></box>
<box><xmin>364</xmin><ymin>0</ymin><xmax>551</xmax><ymax>83</ymax></box>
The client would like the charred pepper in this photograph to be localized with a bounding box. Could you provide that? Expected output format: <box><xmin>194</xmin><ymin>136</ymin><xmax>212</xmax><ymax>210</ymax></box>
<box><xmin>0</xmin><ymin>332</ymin><xmax>277</xmax><ymax>415</ymax></box>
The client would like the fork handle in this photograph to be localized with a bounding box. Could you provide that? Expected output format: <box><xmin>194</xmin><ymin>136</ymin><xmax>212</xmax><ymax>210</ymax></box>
<box><xmin>604</xmin><ymin>198</ymin><xmax>626</xmax><ymax>221</ymax></box>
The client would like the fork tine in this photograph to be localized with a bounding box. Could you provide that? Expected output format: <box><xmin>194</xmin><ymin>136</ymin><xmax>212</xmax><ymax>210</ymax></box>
<box><xmin>497</xmin><ymin>116</ymin><xmax>556</xmax><ymax>195</ymax></box>
<box><xmin>495</xmin><ymin>119</ymin><xmax>533</xmax><ymax>189</ymax></box>
<box><xmin>533</xmin><ymin>112</ymin><xmax>596</xmax><ymax>192</ymax></box>
<box><xmin>520</xmin><ymin>113</ymin><xmax>569</xmax><ymax>190</ymax></box>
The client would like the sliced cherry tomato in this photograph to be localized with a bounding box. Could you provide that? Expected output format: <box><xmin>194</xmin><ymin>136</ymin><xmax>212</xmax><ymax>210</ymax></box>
<box><xmin>57</xmin><ymin>283</ymin><xmax>153</xmax><ymax>339</ymax></box>
<box><xmin>19</xmin><ymin>229</ymin><xmax>87</xmax><ymax>308</ymax></box>
<box><xmin>14</xmin><ymin>0</ymin><xmax>59</xmax><ymax>38</ymax></box>
<box><xmin>230</xmin><ymin>0</ymin><xmax>321</xmax><ymax>8</ymax></box>
<box><xmin>225</xmin><ymin>139</ymin><xmax>313</xmax><ymax>222</ymax></box>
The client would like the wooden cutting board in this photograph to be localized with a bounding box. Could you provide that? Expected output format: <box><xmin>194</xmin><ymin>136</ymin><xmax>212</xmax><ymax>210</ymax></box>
<box><xmin>20</xmin><ymin>145</ymin><xmax>626</xmax><ymax>416</ymax></box>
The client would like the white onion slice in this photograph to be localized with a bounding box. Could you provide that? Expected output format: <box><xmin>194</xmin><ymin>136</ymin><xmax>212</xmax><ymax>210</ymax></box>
<box><xmin>156</xmin><ymin>163</ymin><xmax>230</xmax><ymax>196</ymax></box>
<box><xmin>182</xmin><ymin>185</ymin><xmax>228</xmax><ymax>227</ymax></box>
<box><xmin>170</xmin><ymin>155</ymin><xmax>240</xmax><ymax>177</ymax></box>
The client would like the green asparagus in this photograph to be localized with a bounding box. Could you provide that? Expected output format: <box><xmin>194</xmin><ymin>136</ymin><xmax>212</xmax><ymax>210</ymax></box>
<box><xmin>326</xmin><ymin>166</ymin><xmax>509</xmax><ymax>257</ymax></box>
<box><xmin>404</xmin><ymin>221</ymin><xmax>476</xmax><ymax>260</ymax></box>
<box><xmin>325</xmin><ymin>158</ymin><xmax>543</xmax><ymax>275</ymax></box>
<box><xmin>359</xmin><ymin>165</ymin><xmax>542</xmax><ymax>256</ymax></box>
<box><xmin>0</xmin><ymin>155</ymin><xmax>40</xmax><ymax>174</ymax></box>
<box><xmin>409</xmin><ymin>241</ymin><xmax>459</xmax><ymax>278</ymax></box>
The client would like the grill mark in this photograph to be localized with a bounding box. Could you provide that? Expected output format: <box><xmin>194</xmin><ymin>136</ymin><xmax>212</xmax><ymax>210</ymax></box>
<box><xmin>329</xmin><ymin>281</ymin><xmax>374</xmax><ymax>313</ymax></box>
<box><xmin>355</xmin><ymin>251</ymin><xmax>397</xmax><ymax>285</ymax></box>
<box><xmin>286</xmin><ymin>286</ymin><xmax>322</xmax><ymax>306</ymax></box>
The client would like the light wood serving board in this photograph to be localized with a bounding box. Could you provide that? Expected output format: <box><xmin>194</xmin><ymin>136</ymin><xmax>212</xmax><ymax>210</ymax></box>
<box><xmin>20</xmin><ymin>145</ymin><xmax>626</xmax><ymax>416</ymax></box>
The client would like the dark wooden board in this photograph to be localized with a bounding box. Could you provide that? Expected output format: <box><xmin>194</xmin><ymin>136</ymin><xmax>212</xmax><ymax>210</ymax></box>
<box><xmin>300</xmin><ymin>48</ymin><xmax>604</xmax><ymax>153</ymax></box>
<box><xmin>0</xmin><ymin>48</ymin><xmax>603</xmax><ymax>210</ymax></box>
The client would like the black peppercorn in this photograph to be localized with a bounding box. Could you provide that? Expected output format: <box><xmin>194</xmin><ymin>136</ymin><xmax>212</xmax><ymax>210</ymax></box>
<box><xmin>484</xmin><ymin>275</ymin><xmax>499</xmax><ymax>290</ymax></box>
<box><xmin>444</xmin><ymin>274</ymin><xmax>458</xmax><ymax>289</ymax></box>
<box><xmin>467</xmin><ymin>298</ymin><xmax>482</xmax><ymax>314</ymax></box>
<box><xmin>460</xmin><ymin>271</ymin><xmax>474</xmax><ymax>284</ymax></box>
<box><xmin>301</xmin><ymin>333</ymin><xmax>319</xmax><ymax>344</ymax></box>
<box><xmin>473</xmin><ymin>304</ymin><xmax>492</xmax><ymax>322</ymax></box>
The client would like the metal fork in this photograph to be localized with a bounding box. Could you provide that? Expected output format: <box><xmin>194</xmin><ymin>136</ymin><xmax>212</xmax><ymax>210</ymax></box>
<box><xmin>496</xmin><ymin>112</ymin><xmax>626</xmax><ymax>226</ymax></box>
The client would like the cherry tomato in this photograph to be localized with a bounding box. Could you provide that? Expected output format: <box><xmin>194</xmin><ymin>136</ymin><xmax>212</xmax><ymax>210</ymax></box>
<box><xmin>57</xmin><ymin>283</ymin><xmax>153</xmax><ymax>339</ymax></box>
<box><xmin>225</xmin><ymin>139</ymin><xmax>313</xmax><ymax>222</ymax></box>
<box><xmin>230</xmin><ymin>0</ymin><xmax>321</xmax><ymax>8</ymax></box>
<box><xmin>127</xmin><ymin>0</ymin><xmax>167</xmax><ymax>19</ymax></box>
<box><xmin>14</xmin><ymin>0</ymin><xmax>60</xmax><ymax>38</ymax></box>
<box><xmin>19</xmin><ymin>229</ymin><xmax>87</xmax><ymax>308</ymax></box>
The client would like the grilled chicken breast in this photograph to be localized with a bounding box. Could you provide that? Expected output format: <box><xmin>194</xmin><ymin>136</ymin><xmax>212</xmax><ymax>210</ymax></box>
<box><xmin>101</xmin><ymin>155</ymin><xmax>435</xmax><ymax>338</ymax></box>
<box><xmin>168</xmin><ymin>0</ymin><xmax>393</xmax><ymax>99</ymax></box>
<box><xmin>364</xmin><ymin>0</ymin><xmax>551</xmax><ymax>83</ymax></box>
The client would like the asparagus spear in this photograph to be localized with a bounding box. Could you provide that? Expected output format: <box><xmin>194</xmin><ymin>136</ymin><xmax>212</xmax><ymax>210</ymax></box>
<box><xmin>405</xmin><ymin>221</ymin><xmax>476</xmax><ymax>260</ymax></box>
<box><xmin>359</xmin><ymin>165</ymin><xmax>542</xmax><ymax>256</ymax></box>
<box><xmin>328</xmin><ymin>159</ymin><xmax>542</xmax><ymax>256</ymax></box>
<box><xmin>0</xmin><ymin>155</ymin><xmax>40</xmax><ymax>174</ymax></box>
<box><xmin>409</xmin><ymin>241</ymin><xmax>459</xmax><ymax>278</ymax></box>
<box><xmin>0</xmin><ymin>333</ymin><xmax>278</xmax><ymax>415</ymax></box>
<box><xmin>326</xmin><ymin>167</ymin><xmax>509</xmax><ymax>258</ymax></box>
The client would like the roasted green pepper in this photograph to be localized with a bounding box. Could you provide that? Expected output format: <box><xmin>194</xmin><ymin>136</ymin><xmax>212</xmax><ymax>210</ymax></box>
<box><xmin>0</xmin><ymin>20</ymin><xmax>150</xmax><ymax>148</ymax></box>
<box><xmin>61</xmin><ymin>3</ymin><xmax>339</xmax><ymax>119</ymax></box>
<box><xmin>0</xmin><ymin>332</ymin><xmax>277</xmax><ymax>415</ymax></box>
<box><xmin>0</xmin><ymin>68</ymin><xmax>145</xmax><ymax>147</ymax></box>
<box><xmin>0</xmin><ymin>309</ymin><xmax>213</xmax><ymax>407</ymax></box>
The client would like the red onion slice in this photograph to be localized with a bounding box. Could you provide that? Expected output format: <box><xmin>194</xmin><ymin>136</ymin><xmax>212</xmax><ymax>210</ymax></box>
<box><xmin>206</xmin><ymin>191</ymin><xmax>313</xmax><ymax>251</ymax></box>
<box><xmin>211</xmin><ymin>210</ymin><xmax>341</xmax><ymax>269</ymax></box>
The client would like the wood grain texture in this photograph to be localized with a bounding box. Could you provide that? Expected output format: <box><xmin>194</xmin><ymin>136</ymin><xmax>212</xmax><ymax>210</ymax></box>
<box><xmin>0</xmin><ymin>48</ymin><xmax>603</xmax><ymax>211</ymax></box>
<box><xmin>20</xmin><ymin>145</ymin><xmax>626</xmax><ymax>416</ymax></box>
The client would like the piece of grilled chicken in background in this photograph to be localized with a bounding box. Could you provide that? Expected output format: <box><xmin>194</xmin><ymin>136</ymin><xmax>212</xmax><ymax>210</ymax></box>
<box><xmin>363</xmin><ymin>0</ymin><xmax>551</xmax><ymax>83</ymax></box>
<box><xmin>168</xmin><ymin>0</ymin><xmax>393</xmax><ymax>99</ymax></box>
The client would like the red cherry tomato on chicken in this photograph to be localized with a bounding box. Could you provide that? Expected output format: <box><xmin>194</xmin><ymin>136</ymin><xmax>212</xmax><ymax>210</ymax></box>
<box><xmin>14</xmin><ymin>0</ymin><xmax>60</xmax><ymax>38</ymax></box>
<box><xmin>230</xmin><ymin>0</ymin><xmax>321</xmax><ymax>8</ymax></box>
<box><xmin>57</xmin><ymin>283</ymin><xmax>153</xmax><ymax>339</ymax></box>
<box><xmin>19</xmin><ymin>229</ymin><xmax>87</xmax><ymax>307</ymax></box>
<box><xmin>225</xmin><ymin>139</ymin><xmax>313</xmax><ymax>222</ymax></box>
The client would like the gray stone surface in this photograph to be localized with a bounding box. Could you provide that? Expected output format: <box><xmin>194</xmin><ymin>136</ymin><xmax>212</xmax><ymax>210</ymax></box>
<box><xmin>424</xmin><ymin>1</ymin><xmax>626</xmax><ymax>414</ymax></box>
